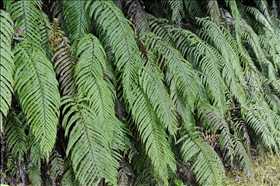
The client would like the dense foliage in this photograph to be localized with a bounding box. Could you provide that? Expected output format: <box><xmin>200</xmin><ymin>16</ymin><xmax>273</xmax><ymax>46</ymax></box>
<box><xmin>1</xmin><ymin>0</ymin><xmax>280</xmax><ymax>185</ymax></box>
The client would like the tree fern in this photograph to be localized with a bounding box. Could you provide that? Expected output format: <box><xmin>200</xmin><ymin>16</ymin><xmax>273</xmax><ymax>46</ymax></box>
<box><xmin>13</xmin><ymin>41</ymin><xmax>60</xmax><ymax>159</ymax></box>
<box><xmin>0</xmin><ymin>10</ymin><xmax>14</xmax><ymax>132</ymax></box>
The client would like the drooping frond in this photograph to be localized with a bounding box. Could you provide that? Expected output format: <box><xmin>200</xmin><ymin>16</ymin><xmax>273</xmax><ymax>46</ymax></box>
<box><xmin>75</xmin><ymin>33</ymin><xmax>125</xmax><ymax>150</ymax></box>
<box><xmin>171</xmin><ymin>28</ymin><xmax>227</xmax><ymax>113</ymax></box>
<box><xmin>26</xmin><ymin>166</ymin><xmax>42</xmax><ymax>186</ymax></box>
<box><xmin>254</xmin><ymin>0</ymin><xmax>271</xmax><ymax>24</ymax></box>
<box><xmin>51</xmin><ymin>0</ymin><xmax>69</xmax><ymax>36</ymax></box>
<box><xmin>126</xmin><ymin>0</ymin><xmax>150</xmax><ymax>34</ymax></box>
<box><xmin>140</xmin><ymin>32</ymin><xmax>196</xmax><ymax>111</ymax></box>
<box><xmin>5</xmin><ymin>111</ymin><xmax>28</xmax><ymax>162</ymax></box>
<box><xmin>243</xmin><ymin>106</ymin><xmax>277</xmax><ymax>152</ymax></box>
<box><xmin>148</xmin><ymin>15</ymin><xmax>175</xmax><ymax>44</ymax></box>
<box><xmin>87</xmin><ymin>2</ymin><xmax>177</xmax><ymax>184</ymax></box>
<box><xmin>139</xmin><ymin>59</ymin><xmax>178</xmax><ymax>135</ymax></box>
<box><xmin>39</xmin><ymin>12</ymin><xmax>51</xmax><ymax>59</ymax></box>
<box><xmin>245</xmin><ymin>6</ymin><xmax>274</xmax><ymax>33</ymax></box>
<box><xmin>197</xmin><ymin>102</ymin><xmax>235</xmax><ymax>161</ymax></box>
<box><xmin>61</xmin><ymin>96</ymin><xmax>118</xmax><ymax>185</ymax></box>
<box><xmin>13</xmin><ymin>41</ymin><xmax>60</xmax><ymax>159</ymax></box>
<box><xmin>5</xmin><ymin>0</ymin><xmax>43</xmax><ymax>45</ymax></box>
<box><xmin>60</xmin><ymin>158</ymin><xmax>80</xmax><ymax>186</ymax></box>
<box><xmin>62</xmin><ymin>0</ymin><xmax>92</xmax><ymax>45</ymax></box>
<box><xmin>178</xmin><ymin>130</ymin><xmax>225</xmax><ymax>186</ymax></box>
<box><xmin>50</xmin><ymin>18</ymin><xmax>76</xmax><ymax>96</ymax></box>
<box><xmin>49</xmin><ymin>151</ymin><xmax>64</xmax><ymax>183</ymax></box>
<box><xmin>0</xmin><ymin>10</ymin><xmax>14</xmax><ymax>132</ymax></box>
<box><xmin>197</xmin><ymin>17</ymin><xmax>246</xmax><ymax>106</ymax></box>
<box><xmin>183</xmin><ymin>0</ymin><xmax>203</xmax><ymax>18</ymax></box>
<box><xmin>167</xmin><ymin>0</ymin><xmax>184</xmax><ymax>23</ymax></box>
<box><xmin>206</xmin><ymin>0</ymin><xmax>221</xmax><ymax>24</ymax></box>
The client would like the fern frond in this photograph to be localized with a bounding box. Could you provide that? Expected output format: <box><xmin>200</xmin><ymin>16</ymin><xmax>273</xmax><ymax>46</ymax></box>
<box><xmin>60</xmin><ymin>158</ymin><xmax>79</xmax><ymax>186</ymax></box>
<box><xmin>51</xmin><ymin>0</ymin><xmax>69</xmax><ymax>36</ymax></box>
<box><xmin>61</xmin><ymin>96</ymin><xmax>118</xmax><ymax>185</ymax></box>
<box><xmin>126</xmin><ymin>0</ymin><xmax>150</xmax><ymax>34</ymax></box>
<box><xmin>75</xmin><ymin>33</ymin><xmax>124</xmax><ymax>151</ymax></box>
<box><xmin>179</xmin><ymin>130</ymin><xmax>225</xmax><ymax>186</ymax></box>
<box><xmin>139</xmin><ymin>61</ymin><xmax>178</xmax><ymax>135</ymax></box>
<box><xmin>62</xmin><ymin>0</ymin><xmax>92</xmax><ymax>44</ymax></box>
<box><xmin>254</xmin><ymin>0</ymin><xmax>271</xmax><ymax>24</ymax></box>
<box><xmin>148</xmin><ymin>15</ymin><xmax>174</xmax><ymax>44</ymax></box>
<box><xmin>167</xmin><ymin>0</ymin><xmax>184</xmax><ymax>23</ymax></box>
<box><xmin>140</xmin><ymin>32</ymin><xmax>196</xmax><ymax>111</ymax></box>
<box><xmin>13</xmin><ymin>41</ymin><xmax>60</xmax><ymax>159</ymax></box>
<box><xmin>233</xmin><ymin>138</ymin><xmax>253</xmax><ymax>176</ymax></box>
<box><xmin>0</xmin><ymin>10</ymin><xmax>14</xmax><ymax>132</ymax></box>
<box><xmin>6</xmin><ymin>0</ymin><xmax>43</xmax><ymax>45</ymax></box>
<box><xmin>172</xmin><ymin>28</ymin><xmax>227</xmax><ymax>113</ymax></box>
<box><xmin>245</xmin><ymin>6</ymin><xmax>274</xmax><ymax>33</ymax></box>
<box><xmin>5</xmin><ymin>111</ymin><xmax>28</xmax><ymax>162</ymax></box>
<box><xmin>206</xmin><ymin>0</ymin><xmax>221</xmax><ymax>24</ymax></box>
<box><xmin>26</xmin><ymin>166</ymin><xmax>42</xmax><ymax>186</ymax></box>
<box><xmin>197</xmin><ymin>102</ymin><xmax>235</xmax><ymax>161</ymax></box>
<box><xmin>50</xmin><ymin>18</ymin><xmax>76</xmax><ymax>96</ymax></box>
<box><xmin>39</xmin><ymin>12</ymin><xmax>51</xmax><ymax>59</ymax></box>
<box><xmin>197</xmin><ymin>18</ymin><xmax>247</xmax><ymax>106</ymax></box>
<box><xmin>243</xmin><ymin>107</ymin><xmax>277</xmax><ymax>152</ymax></box>
<box><xmin>88</xmin><ymin>2</ymin><xmax>178</xmax><ymax>184</ymax></box>
<box><xmin>183</xmin><ymin>0</ymin><xmax>203</xmax><ymax>18</ymax></box>
<box><xmin>49</xmin><ymin>151</ymin><xmax>64</xmax><ymax>182</ymax></box>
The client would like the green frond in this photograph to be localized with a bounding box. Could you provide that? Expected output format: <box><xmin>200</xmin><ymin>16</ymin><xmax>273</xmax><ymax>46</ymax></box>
<box><xmin>148</xmin><ymin>15</ymin><xmax>174</xmax><ymax>44</ymax></box>
<box><xmin>61</xmin><ymin>158</ymin><xmax>79</xmax><ymax>186</ymax></box>
<box><xmin>245</xmin><ymin>6</ymin><xmax>274</xmax><ymax>33</ymax></box>
<box><xmin>183</xmin><ymin>0</ymin><xmax>203</xmax><ymax>18</ymax></box>
<box><xmin>179</xmin><ymin>130</ymin><xmax>225</xmax><ymax>186</ymax></box>
<box><xmin>13</xmin><ymin>41</ymin><xmax>60</xmax><ymax>159</ymax></box>
<box><xmin>50</xmin><ymin>18</ymin><xmax>76</xmax><ymax>96</ymax></box>
<box><xmin>243</xmin><ymin>107</ymin><xmax>277</xmax><ymax>152</ymax></box>
<box><xmin>49</xmin><ymin>151</ymin><xmax>64</xmax><ymax>182</ymax></box>
<box><xmin>254</xmin><ymin>0</ymin><xmax>271</xmax><ymax>24</ymax></box>
<box><xmin>131</xmin><ymin>88</ymin><xmax>176</xmax><ymax>185</ymax></box>
<box><xmin>233</xmin><ymin>138</ymin><xmax>253</xmax><ymax>176</ymax></box>
<box><xmin>197</xmin><ymin>102</ymin><xmax>235</xmax><ymax>161</ymax></box>
<box><xmin>0</xmin><ymin>10</ymin><xmax>14</xmax><ymax>132</ymax></box>
<box><xmin>26</xmin><ymin>166</ymin><xmax>42</xmax><ymax>186</ymax></box>
<box><xmin>145</xmin><ymin>1</ymin><xmax>169</xmax><ymax>19</ymax></box>
<box><xmin>167</xmin><ymin>0</ymin><xmax>184</xmax><ymax>23</ymax></box>
<box><xmin>6</xmin><ymin>0</ymin><xmax>43</xmax><ymax>45</ymax></box>
<box><xmin>87</xmin><ymin>2</ymin><xmax>177</xmax><ymax>184</ymax></box>
<box><xmin>5</xmin><ymin>112</ymin><xmax>28</xmax><ymax>162</ymax></box>
<box><xmin>75</xmin><ymin>33</ymin><xmax>120</xmax><ymax>146</ymax></box>
<box><xmin>206</xmin><ymin>0</ymin><xmax>221</xmax><ymax>24</ymax></box>
<box><xmin>39</xmin><ymin>12</ymin><xmax>52</xmax><ymax>59</ymax></box>
<box><xmin>51</xmin><ymin>0</ymin><xmax>69</xmax><ymax>36</ymax></box>
<box><xmin>140</xmin><ymin>32</ymin><xmax>196</xmax><ymax>112</ymax></box>
<box><xmin>87</xmin><ymin>0</ymin><xmax>143</xmax><ymax>92</ymax></box>
<box><xmin>139</xmin><ymin>61</ymin><xmax>178</xmax><ymax>135</ymax></box>
<box><xmin>62</xmin><ymin>0</ymin><xmax>92</xmax><ymax>44</ymax></box>
<box><xmin>197</xmin><ymin>17</ymin><xmax>246</xmax><ymax>106</ymax></box>
<box><xmin>61</xmin><ymin>96</ymin><xmax>118</xmax><ymax>185</ymax></box>
<box><xmin>172</xmin><ymin>28</ymin><xmax>227</xmax><ymax>113</ymax></box>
